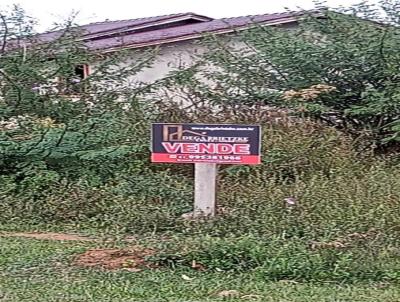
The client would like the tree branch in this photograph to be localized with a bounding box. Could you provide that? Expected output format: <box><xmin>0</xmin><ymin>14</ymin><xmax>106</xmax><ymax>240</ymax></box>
<box><xmin>0</xmin><ymin>13</ymin><xmax>9</xmax><ymax>54</ymax></box>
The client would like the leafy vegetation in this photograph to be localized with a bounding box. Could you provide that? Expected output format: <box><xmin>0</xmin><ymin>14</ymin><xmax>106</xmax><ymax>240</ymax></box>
<box><xmin>0</xmin><ymin>5</ymin><xmax>156</xmax><ymax>185</ymax></box>
<box><xmin>0</xmin><ymin>1</ymin><xmax>400</xmax><ymax>298</ymax></box>
<box><xmin>172</xmin><ymin>1</ymin><xmax>400</xmax><ymax>150</ymax></box>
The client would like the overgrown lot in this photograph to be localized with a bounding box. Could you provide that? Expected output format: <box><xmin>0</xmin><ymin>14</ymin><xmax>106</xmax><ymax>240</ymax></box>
<box><xmin>1</xmin><ymin>2</ymin><xmax>400</xmax><ymax>300</ymax></box>
<box><xmin>1</xmin><ymin>120</ymin><xmax>400</xmax><ymax>286</ymax></box>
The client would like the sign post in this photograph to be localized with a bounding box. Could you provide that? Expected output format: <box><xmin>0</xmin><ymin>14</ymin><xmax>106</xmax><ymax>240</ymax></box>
<box><xmin>151</xmin><ymin>123</ymin><xmax>261</xmax><ymax>218</ymax></box>
<box><xmin>194</xmin><ymin>163</ymin><xmax>217</xmax><ymax>217</ymax></box>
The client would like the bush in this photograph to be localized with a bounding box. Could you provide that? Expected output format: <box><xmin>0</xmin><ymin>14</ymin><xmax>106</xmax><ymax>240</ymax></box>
<box><xmin>0</xmin><ymin>167</ymin><xmax>193</xmax><ymax>233</ymax></box>
<box><xmin>1</xmin><ymin>120</ymin><xmax>399</xmax><ymax>236</ymax></box>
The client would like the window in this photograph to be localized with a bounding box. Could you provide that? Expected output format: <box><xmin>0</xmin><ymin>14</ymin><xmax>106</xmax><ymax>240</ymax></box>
<box><xmin>57</xmin><ymin>64</ymin><xmax>90</xmax><ymax>95</ymax></box>
<box><xmin>74</xmin><ymin>64</ymin><xmax>90</xmax><ymax>80</ymax></box>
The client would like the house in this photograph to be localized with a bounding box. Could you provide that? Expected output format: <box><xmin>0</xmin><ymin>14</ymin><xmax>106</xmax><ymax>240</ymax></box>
<box><xmin>34</xmin><ymin>11</ymin><xmax>306</xmax><ymax>84</ymax></box>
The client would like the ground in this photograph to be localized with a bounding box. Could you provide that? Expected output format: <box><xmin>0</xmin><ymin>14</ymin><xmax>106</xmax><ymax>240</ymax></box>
<box><xmin>1</xmin><ymin>234</ymin><xmax>400</xmax><ymax>302</ymax></box>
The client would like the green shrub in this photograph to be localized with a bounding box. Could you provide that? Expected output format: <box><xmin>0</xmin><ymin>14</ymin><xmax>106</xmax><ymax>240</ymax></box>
<box><xmin>0</xmin><ymin>167</ymin><xmax>193</xmax><ymax>233</ymax></box>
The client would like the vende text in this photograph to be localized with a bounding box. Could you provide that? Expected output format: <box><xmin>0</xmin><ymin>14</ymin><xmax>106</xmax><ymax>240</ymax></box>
<box><xmin>161</xmin><ymin>143</ymin><xmax>250</xmax><ymax>155</ymax></box>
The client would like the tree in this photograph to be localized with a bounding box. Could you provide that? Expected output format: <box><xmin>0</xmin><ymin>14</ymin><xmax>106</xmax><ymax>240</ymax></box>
<box><xmin>0</xmin><ymin>5</ymin><xmax>156</xmax><ymax>185</ymax></box>
<box><xmin>173</xmin><ymin>1</ymin><xmax>400</xmax><ymax>150</ymax></box>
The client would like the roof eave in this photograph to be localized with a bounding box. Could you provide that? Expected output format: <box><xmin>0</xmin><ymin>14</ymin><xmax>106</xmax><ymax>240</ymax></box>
<box><xmin>97</xmin><ymin>16</ymin><xmax>299</xmax><ymax>54</ymax></box>
<box><xmin>81</xmin><ymin>14</ymin><xmax>213</xmax><ymax>41</ymax></box>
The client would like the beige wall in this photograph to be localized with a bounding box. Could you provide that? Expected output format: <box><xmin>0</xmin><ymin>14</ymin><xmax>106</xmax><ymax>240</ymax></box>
<box><xmin>88</xmin><ymin>38</ymin><xmax>227</xmax><ymax>106</ymax></box>
<box><xmin>87</xmin><ymin>24</ymin><xmax>297</xmax><ymax>105</ymax></box>
<box><xmin>89</xmin><ymin>33</ymin><xmax>250</xmax><ymax>83</ymax></box>
<box><xmin>88</xmin><ymin>21</ymin><xmax>299</xmax><ymax>87</ymax></box>
<box><xmin>90</xmin><ymin>40</ymin><xmax>207</xmax><ymax>85</ymax></box>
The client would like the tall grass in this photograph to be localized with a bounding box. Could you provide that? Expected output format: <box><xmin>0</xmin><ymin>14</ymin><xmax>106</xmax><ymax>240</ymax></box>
<box><xmin>1</xmin><ymin>107</ymin><xmax>399</xmax><ymax>282</ymax></box>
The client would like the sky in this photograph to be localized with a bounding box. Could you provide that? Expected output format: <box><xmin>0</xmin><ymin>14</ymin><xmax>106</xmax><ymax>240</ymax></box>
<box><xmin>1</xmin><ymin>0</ymin><xmax>375</xmax><ymax>31</ymax></box>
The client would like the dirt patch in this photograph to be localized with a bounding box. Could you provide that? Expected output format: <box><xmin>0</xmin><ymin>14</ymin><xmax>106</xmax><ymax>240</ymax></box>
<box><xmin>74</xmin><ymin>247</ymin><xmax>155</xmax><ymax>271</ymax></box>
<box><xmin>0</xmin><ymin>232</ymin><xmax>95</xmax><ymax>241</ymax></box>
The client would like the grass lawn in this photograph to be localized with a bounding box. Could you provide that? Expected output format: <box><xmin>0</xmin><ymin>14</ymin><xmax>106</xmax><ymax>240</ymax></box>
<box><xmin>1</xmin><ymin>236</ymin><xmax>400</xmax><ymax>302</ymax></box>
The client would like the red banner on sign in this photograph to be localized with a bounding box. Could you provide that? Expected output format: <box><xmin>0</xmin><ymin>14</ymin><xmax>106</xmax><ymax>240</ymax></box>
<box><xmin>151</xmin><ymin>153</ymin><xmax>261</xmax><ymax>164</ymax></box>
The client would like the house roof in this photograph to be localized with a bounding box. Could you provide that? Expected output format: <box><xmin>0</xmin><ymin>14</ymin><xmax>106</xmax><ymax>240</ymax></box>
<box><xmin>35</xmin><ymin>11</ymin><xmax>306</xmax><ymax>52</ymax></box>
<box><xmin>36</xmin><ymin>13</ymin><xmax>212</xmax><ymax>42</ymax></box>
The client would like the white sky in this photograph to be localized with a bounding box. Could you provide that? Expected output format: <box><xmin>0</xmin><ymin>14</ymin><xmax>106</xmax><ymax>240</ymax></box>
<box><xmin>1</xmin><ymin>0</ymin><xmax>374</xmax><ymax>31</ymax></box>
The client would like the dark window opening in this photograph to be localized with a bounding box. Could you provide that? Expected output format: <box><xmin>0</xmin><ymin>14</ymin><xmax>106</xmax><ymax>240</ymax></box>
<box><xmin>58</xmin><ymin>64</ymin><xmax>90</xmax><ymax>95</ymax></box>
<box><xmin>74</xmin><ymin>64</ymin><xmax>89</xmax><ymax>79</ymax></box>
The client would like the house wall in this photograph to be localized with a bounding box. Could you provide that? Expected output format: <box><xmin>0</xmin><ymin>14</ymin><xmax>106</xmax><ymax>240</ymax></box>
<box><xmin>134</xmin><ymin>40</ymin><xmax>205</xmax><ymax>83</ymax></box>
<box><xmin>90</xmin><ymin>40</ymin><xmax>206</xmax><ymax>84</ymax></box>
<box><xmin>89</xmin><ymin>21</ymin><xmax>298</xmax><ymax>82</ymax></box>
<box><xmin>88</xmin><ymin>38</ymin><xmax>231</xmax><ymax>106</ymax></box>
<box><xmin>88</xmin><ymin>31</ymin><xmax>256</xmax><ymax>82</ymax></box>
<box><xmin>88</xmin><ymin>22</ymin><xmax>298</xmax><ymax>105</ymax></box>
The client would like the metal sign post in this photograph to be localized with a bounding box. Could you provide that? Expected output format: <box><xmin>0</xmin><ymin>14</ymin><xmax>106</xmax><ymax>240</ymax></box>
<box><xmin>151</xmin><ymin>123</ymin><xmax>261</xmax><ymax>218</ymax></box>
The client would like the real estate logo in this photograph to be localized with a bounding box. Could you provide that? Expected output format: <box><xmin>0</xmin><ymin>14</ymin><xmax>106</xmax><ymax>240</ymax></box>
<box><xmin>163</xmin><ymin>125</ymin><xmax>207</xmax><ymax>141</ymax></box>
